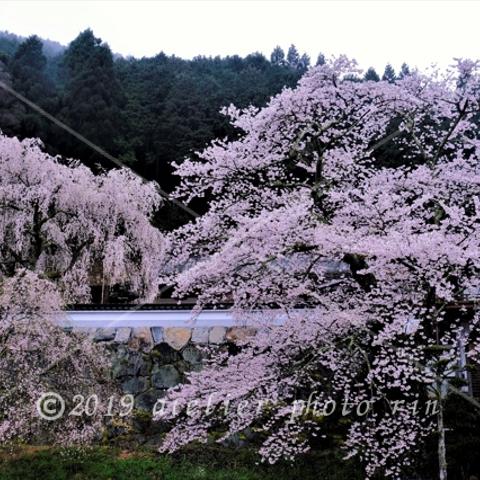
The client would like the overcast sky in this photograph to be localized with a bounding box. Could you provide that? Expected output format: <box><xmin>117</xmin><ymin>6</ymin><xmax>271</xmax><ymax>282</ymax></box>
<box><xmin>1</xmin><ymin>1</ymin><xmax>479</xmax><ymax>72</ymax></box>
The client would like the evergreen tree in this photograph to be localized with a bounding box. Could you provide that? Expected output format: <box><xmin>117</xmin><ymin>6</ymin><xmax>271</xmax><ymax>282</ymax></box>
<box><xmin>382</xmin><ymin>63</ymin><xmax>396</xmax><ymax>83</ymax></box>
<box><xmin>298</xmin><ymin>53</ymin><xmax>310</xmax><ymax>72</ymax></box>
<box><xmin>60</xmin><ymin>30</ymin><xmax>125</xmax><ymax>162</ymax></box>
<box><xmin>0</xmin><ymin>31</ymin><xmax>22</xmax><ymax>57</ymax></box>
<box><xmin>11</xmin><ymin>36</ymin><xmax>51</xmax><ymax>98</ymax></box>
<box><xmin>270</xmin><ymin>46</ymin><xmax>285</xmax><ymax>65</ymax></box>
<box><xmin>398</xmin><ymin>62</ymin><xmax>411</xmax><ymax>79</ymax></box>
<box><xmin>316</xmin><ymin>53</ymin><xmax>326</xmax><ymax>66</ymax></box>
<box><xmin>10</xmin><ymin>36</ymin><xmax>55</xmax><ymax>138</ymax></box>
<box><xmin>364</xmin><ymin>67</ymin><xmax>380</xmax><ymax>82</ymax></box>
<box><xmin>286</xmin><ymin>44</ymin><xmax>300</xmax><ymax>68</ymax></box>
<box><xmin>0</xmin><ymin>57</ymin><xmax>25</xmax><ymax>135</ymax></box>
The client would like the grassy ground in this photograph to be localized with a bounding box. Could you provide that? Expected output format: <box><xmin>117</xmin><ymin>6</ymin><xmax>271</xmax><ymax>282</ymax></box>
<box><xmin>0</xmin><ymin>445</ymin><xmax>363</xmax><ymax>480</ymax></box>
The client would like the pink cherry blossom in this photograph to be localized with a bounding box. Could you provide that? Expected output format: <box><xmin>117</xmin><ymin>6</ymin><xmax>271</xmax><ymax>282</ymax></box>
<box><xmin>0</xmin><ymin>135</ymin><xmax>165</xmax><ymax>444</ymax></box>
<box><xmin>160</xmin><ymin>58</ymin><xmax>480</xmax><ymax>479</ymax></box>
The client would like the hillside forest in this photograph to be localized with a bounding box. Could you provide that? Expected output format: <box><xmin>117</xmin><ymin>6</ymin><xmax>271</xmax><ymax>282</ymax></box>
<box><xmin>0</xmin><ymin>30</ymin><xmax>411</xmax><ymax>226</ymax></box>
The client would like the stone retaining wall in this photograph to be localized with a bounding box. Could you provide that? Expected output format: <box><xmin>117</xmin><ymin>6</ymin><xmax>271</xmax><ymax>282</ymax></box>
<box><xmin>89</xmin><ymin>326</ymin><xmax>257</xmax><ymax>412</ymax></box>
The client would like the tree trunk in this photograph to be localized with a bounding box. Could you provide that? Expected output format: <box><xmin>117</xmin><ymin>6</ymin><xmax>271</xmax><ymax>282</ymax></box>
<box><xmin>438</xmin><ymin>401</ymin><xmax>447</xmax><ymax>480</ymax></box>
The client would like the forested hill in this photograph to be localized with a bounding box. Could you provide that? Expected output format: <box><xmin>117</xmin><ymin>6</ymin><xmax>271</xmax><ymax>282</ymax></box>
<box><xmin>0</xmin><ymin>30</ymin><xmax>65</xmax><ymax>58</ymax></box>
<box><xmin>0</xmin><ymin>29</ymin><xmax>411</xmax><ymax>227</ymax></box>
<box><xmin>0</xmin><ymin>30</ymin><xmax>306</xmax><ymax>193</ymax></box>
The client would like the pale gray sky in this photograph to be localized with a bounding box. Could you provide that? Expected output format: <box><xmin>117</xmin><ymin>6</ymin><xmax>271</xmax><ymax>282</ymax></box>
<box><xmin>1</xmin><ymin>1</ymin><xmax>479</xmax><ymax>72</ymax></box>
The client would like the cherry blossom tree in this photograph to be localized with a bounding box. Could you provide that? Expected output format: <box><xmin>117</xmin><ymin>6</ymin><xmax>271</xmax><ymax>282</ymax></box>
<box><xmin>0</xmin><ymin>134</ymin><xmax>164</xmax><ymax>444</ymax></box>
<box><xmin>0</xmin><ymin>134</ymin><xmax>164</xmax><ymax>302</ymax></box>
<box><xmin>159</xmin><ymin>58</ymin><xmax>480</xmax><ymax>479</ymax></box>
<box><xmin>0</xmin><ymin>270</ymin><xmax>114</xmax><ymax>444</ymax></box>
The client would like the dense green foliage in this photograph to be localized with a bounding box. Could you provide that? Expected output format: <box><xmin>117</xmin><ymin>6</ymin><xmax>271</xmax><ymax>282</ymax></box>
<box><xmin>0</xmin><ymin>30</ymin><xmax>410</xmax><ymax>194</ymax></box>
<box><xmin>364</xmin><ymin>66</ymin><xmax>380</xmax><ymax>81</ymax></box>
<box><xmin>0</xmin><ymin>30</ymin><xmax>302</xmax><ymax>192</ymax></box>
<box><xmin>0</xmin><ymin>30</ymin><xmax>413</xmax><ymax>230</ymax></box>
<box><xmin>382</xmin><ymin>63</ymin><xmax>396</xmax><ymax>83</ymax></box>
<box><xmin>0</xmin><ymin>446</ymin><xmax>362</xmax><ymax>480</ymax></box>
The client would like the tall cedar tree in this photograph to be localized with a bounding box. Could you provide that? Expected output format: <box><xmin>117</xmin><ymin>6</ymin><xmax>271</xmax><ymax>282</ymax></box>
<box><xmin>287</xmin><ymin>44</ymin><xmax>300</xmax><ymax>68</ymax></box>
<box><xmin>10</xmin><ymin>36</ymin><xmax>55</xmax><ymax>138</ymax></box>
<box><xmin>270</xmin><ymin>46</ymin><xmax>285</xmax><ymax>65</ymax></box>
<box><xmin>382</xmin><ymin>63</ymin><xmax>396</xmax><ymax>83</ymax></box>
<box><xmin>364</xmin><ymin>66</ymin><xmax>380</xmax><ymax>81</ymax></box>
<box><xmin>59</xmin><ymin>29</ymin><xmax>125</xmax><ymax>164</ymax></box>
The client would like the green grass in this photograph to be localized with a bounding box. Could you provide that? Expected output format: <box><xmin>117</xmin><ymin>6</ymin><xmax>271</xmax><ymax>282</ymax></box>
<box><xmin>0</xmin><ymin>445</ymin><xmax>363</xmax><ymax>480</ymax></box>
